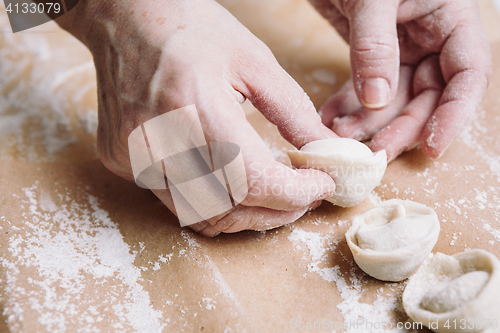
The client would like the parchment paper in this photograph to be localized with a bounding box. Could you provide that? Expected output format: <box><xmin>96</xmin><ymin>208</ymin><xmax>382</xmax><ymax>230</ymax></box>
<box><xmin>1</xmin><ymin>1</ymin><xmax>500</xmax><ymax>332</ymax></box>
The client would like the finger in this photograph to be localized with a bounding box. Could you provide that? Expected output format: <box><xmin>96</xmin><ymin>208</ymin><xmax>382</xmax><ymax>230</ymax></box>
<box><xmin>371</xmin><ymin>55</ymin><xmax>444</xmax><ymax>161</ymax></box>
<box><xmin>189</xmin><ymin>221</ymin><xmax>221</xmax><ymax>237</ymax></box>
<box><xmin>195</xmin><ymin>87</ymin><xmax>336</xmax><ymax>211</ymax></box>
<box><xmin>235</xmin><ymin>44</ymin><xmax>338</xmax><ymax>149</ymax></box>
<box><xmin>208</xmin><ymin>204</ymin><xmax>314</xmax><ymax>233</ymax></box>
<box><xmin>397</xmin><ymin>0</ymin><xmax>461</xmax><ymax>55</ymax></box>
<box><xmin>332</xmin><ymin>65</ymin><xmax>413</xmax><ymax>140</ymax></box>
<box><xmin>370</xmin><ymin>89</ymin><xmax>441</xmax><ymax>162</ymax></box>
<box><xmin>412</xmin><ymin>55</ymin><xmax>446</xmax><ymax>96</ymax></box>
<box><xmin>175</xmin><ymin>198</ymin><xmax>322</xmax><ymax>237</ymax></box>
<box><xmin>421</xmin><ymin>17</ymin><xmax>492</xmax><ymax>158</ymax></box>
<box><xmin>347</xmin><ymin>0</ymin><xmax>400</xmax><ymax>109</ymax></box>
<box><xmin>318</xmin><ymin>79</ymin><xmax>361</xmax><ymax>128</ymax></box>
<box><xmin>190</xmin><ymin>199</ymin><xmax>321</xmax><ymax>236</ymax></box>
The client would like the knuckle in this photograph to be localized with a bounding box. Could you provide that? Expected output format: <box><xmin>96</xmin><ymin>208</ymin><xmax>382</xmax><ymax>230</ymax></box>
<box><xmin>337</xmin><ymin>0</ymin><xmax>359</xmax><ymax>18</ymax></box>
<box><xmin>192</xmin><ymin>222</ymin><xmax>221</xmax><ymax>237</ymax></box>
<box><xmin>238</xmin><ymin>40</ymin><xmax>278</xmax><ymax>75</ymax></box>
<box><xmin>405</xmin><ymin>111</ymin><xmax>429</xmax><ymax>126</ymax></box>
<box><xmin>211</xmin><ymin>216</ymin><xmax>241</xmax><ymax>233</ymax></box>
<box><xmin>251</xmin><ymin>40</ymin><xmax>276</xmax><ymax>63</ymax></box>
<box><xmin>352</xmin><ymin>35</ymin><xmax>398</xmax><ymax>66</ymax></box>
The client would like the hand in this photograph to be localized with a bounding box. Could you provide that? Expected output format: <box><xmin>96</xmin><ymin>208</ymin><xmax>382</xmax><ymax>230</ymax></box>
<box><xmin>309</xmin><ymin>0</ymin><xmax>492</xmax><ymax>161</ymax></box>
<box><xmin>57</xmin><ymin>0</ymin><xmax>337</xmax><ymax>236</ymax></box>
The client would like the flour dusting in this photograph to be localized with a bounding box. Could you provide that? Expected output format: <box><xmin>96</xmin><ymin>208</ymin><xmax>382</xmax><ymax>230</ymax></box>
<box><xmin>288</xmin><ymin>228</ymin><xmax>407</xmax><ymax>332</ymax></box>
<box><xmin>0</xmin><ymin>6</ymin><xmax>98</xmax><ymax>162</ymax></box>
<box><xmin>0</xmin><ymin>184</ymin><xmax>163</xmax><ymax>332</ymax></box>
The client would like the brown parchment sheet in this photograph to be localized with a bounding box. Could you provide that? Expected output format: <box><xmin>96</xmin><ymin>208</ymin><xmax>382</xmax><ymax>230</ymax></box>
<box><xmin>1</xmin><ymin>0</ymin><xmax>500</xmax><ymax>332</ymax></box>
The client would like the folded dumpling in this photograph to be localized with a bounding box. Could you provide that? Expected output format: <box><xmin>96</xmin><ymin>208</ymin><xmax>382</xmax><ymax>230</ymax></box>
<box><xmin>403</xmin><ymin>250</ymin><xmax>500</xmax><ymax>333</ymax></box>
<box><xmin>346</xmin><ymin>199</ymin><xmax>440</xmax><ymax>281</ymax></box>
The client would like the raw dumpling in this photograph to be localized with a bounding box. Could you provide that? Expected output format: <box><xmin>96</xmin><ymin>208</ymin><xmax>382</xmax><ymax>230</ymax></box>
<box><xmin>403</xmin><ymin>250</ymin><xmax>500</xmax><ymax>333</ymax></box>
<box><xmin>345</xmin><ymin>199</ymin><xmax>440</xmax><ymax>282</ymax></box>
<box><xmin>288</xmin><ymin>138</ymin><xmax>387</xmax><ymax>207</ymax></box>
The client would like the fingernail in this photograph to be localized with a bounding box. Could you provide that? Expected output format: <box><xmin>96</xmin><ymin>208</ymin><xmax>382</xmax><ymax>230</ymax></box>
<box><xmin>360</xmin><ymin>78</ymin><xmax>390</xmax><ymax>109</ymax></box>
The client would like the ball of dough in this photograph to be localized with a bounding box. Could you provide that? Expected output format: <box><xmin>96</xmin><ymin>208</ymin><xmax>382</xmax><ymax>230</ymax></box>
<box><xmin>345</xmin><ymin>199</ymin><xmax>440</xmax><ymax>282</ymax></box>
<box><xmin>403</xmin><ymin>250</ymin><xmax>500</xmax><ymax>333</ymax></box>
<box><xmin>287</xmin><ymin>138</ymin><xmax>387</xmax><ymax>207</ymax></box>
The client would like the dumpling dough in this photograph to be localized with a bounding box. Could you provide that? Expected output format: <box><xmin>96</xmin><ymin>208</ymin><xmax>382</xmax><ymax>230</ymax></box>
<box><xmin>403</xmin><ymin>250</ymin><xmax>500</xmax><ymax>333</ymax></box>
<box><xmin>345</xmin><ymin>199</ymin><xmax>440</xmax><ymax>282</ymax></box>
<box><xmin>288</xmin><ymin>138</ymin><xmax>386</xmax><ymax>207</ymax></box>
<box><xmin>420</xmin><ymin>271</ymin><xmax>490</xmax><ymax>314</ymax></box>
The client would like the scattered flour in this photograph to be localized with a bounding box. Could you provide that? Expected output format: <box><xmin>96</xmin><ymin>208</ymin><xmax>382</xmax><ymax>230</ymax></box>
<box><xmin>460</xmin><ymin>109</ymin><xmax>500</xmax><ymax>182</ymax></box>
<box><xmin>310</xmin><ymin>69</ymin><xmax>337</xmax><ymax>86</ymax></box>
<box><xmin>0</xmin><ymin>184</ymin><xmax>164</xmax><ymax>332</ymax></box>
<box><xmin>288</xmin><ymin>228</ymin><xmax>408</xmax><ymax>332</ymax></box>
<box><xmin>0</xmin><ymin>8</ymin><xmax>98</xmax><ymax>161</ymax></box>
<box><xmin>368</xmin><ymin>192</ymin><xmax>382</xmax><ymax>205</ymax></box>
<box><xmin>264</xmin><ymin>136</ymin><xmax>289</xmax><ymax>162</ymax></box>
<box><xmin>484</xmin><ymin>224</ymin><xmax>500</xmax><ymax>243</ymax></box>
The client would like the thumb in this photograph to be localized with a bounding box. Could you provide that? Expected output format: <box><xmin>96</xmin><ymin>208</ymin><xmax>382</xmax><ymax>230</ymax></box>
<box><xmin>237</xmin><ymin>46</ymin><xmax>338</xmax><ymax>148</ymax></box>
<box><xmin>348</xmin><ymin>0</ymin><xmax>399</xmax><ymax>109</ymax></box>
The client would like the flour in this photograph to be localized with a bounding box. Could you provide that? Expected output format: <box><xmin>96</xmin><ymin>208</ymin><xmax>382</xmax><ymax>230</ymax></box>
<box><xmin>460</xmin><ymin>109</ymin><xmax>500</xmax><ymax>181</ymax></box>
<box><xmin>372</xmin><ymin>106</ymin><xmax>500</xmax><ymax>251</ymax></box>
<box><xmin>288</xmin><ymin>228</ymin><xmax>408</xmax><ymax>332</ymax></box>
<box><xmin>368</xmin><ymin>192</ymin><xmax>382</xmax><ymax>206</ymax></box>
<box><xmin>311</xmin><ymin>69</ymin><xmax>337</xmax><ymax>86</ymax></box>
<box><xmin>455</xmin><ymin>109</ymin><xmax>500</xmax><ymax>243</ymax></box>
<box><xmin>1</xmin><ymin>184</ymin><xmax>164</xmax><ymax>332</ymax></box>
<box><xmin>264</xmin><ymin>134</ymin><xmax>289</xmax><ymax>162</ymax></box>
<box><xmin>483</xmin><ymin>223</ymin><xmax>500</xmax><ymax>242</ymax></box>
<box><xmin>144</xmin><ymin>231</ymin><xmax>200</xmax><ymax>272</ymax></box>
<box><xmin>0</xmin><ymin>7</ymin><xmax>98</xmax><ymax>162</ymax></box>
